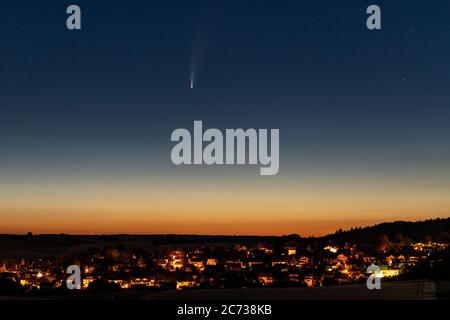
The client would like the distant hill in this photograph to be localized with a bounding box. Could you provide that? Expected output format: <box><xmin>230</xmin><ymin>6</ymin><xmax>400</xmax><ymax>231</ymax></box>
<box><xmin>322</xmin><ymin>217</ymin><xmax>450</xmax><ymax>246</ymax></box>
<box><xmin>0</xmin><ymin>218</ymin><xmax>449</xmax><ymax>258</ymax></box>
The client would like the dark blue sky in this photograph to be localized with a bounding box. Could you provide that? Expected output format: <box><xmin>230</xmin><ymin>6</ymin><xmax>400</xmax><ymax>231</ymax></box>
<box><xmin>0</xmin><ymin>1</ymin><xmax>449</xmax><ymax>234</ymax></box>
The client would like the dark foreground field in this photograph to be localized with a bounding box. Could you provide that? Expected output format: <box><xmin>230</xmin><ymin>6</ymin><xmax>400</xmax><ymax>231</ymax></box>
<box><xmin>0</xmin><ymin>280</ymin><xmax>448</xmax><ymax>300</ymax></box>
<box><xmin>142</xmin><ymin>280</ymin><xmax>445</xmax><ymax>300</ymax></box>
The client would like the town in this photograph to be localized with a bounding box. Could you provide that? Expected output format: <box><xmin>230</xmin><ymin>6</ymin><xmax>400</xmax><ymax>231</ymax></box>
<box><xmin>0</xmin><ymin>231</ymin><xmax>449</xmax><ymax>296</ymax></box>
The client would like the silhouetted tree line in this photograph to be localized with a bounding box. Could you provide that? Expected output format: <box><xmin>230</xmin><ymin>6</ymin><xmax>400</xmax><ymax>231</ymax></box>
<box><xmin>323</xmin><ymin>218</ymin><xmax>450</xmax><ymax>247</ymax></box>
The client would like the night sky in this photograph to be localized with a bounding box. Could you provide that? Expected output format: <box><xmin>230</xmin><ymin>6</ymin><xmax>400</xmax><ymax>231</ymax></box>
<box><xmin>1</xmin><ymin>1</ymin><xmax>449</xmax><ymax>235</ymax></box>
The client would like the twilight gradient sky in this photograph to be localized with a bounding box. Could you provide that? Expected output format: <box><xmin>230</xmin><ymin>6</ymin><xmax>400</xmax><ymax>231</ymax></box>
<box><xmin>0</xmin><ymin>0</ymin><xmax>449</xmax><ymax>235</ymax></box>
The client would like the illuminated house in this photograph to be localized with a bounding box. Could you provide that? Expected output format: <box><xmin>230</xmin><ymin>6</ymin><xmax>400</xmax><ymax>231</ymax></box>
<box><xmin>169</xmin><ymin>250</ymin><xmax>185</xmax><ymax>270</ymax></box>
<box><xmin>20</xmin><ymin>279</ymin><xmax>31</xmax><ymax>286</ymax></box>
<box><xmin>336</xmin><ymin>254</ymin><xmax>348</xmax><ymax>263</ymax></box>
<box><xmin>381</xmin><ymin>269</ymin><xmax>400</xmax><ymax>278</ymax></box>
<box><xmin>107</xmin><ymin>279</ymin><xmax>130</xmax><ymax>289</ymax></box>
<box><xmin>257</xmin><ymin>243</ymin><xmax>273</xmax><ymax>254</ymax></box>
<box><xmin>176</xmin><ymin>280</ymin><xmax>197</xmax><ymax>290</ymax></box>
<box><xmin>258</xmin><ymin>273</ymin><xmax>274</xmax><ymax>286</ymax></box>
<box><xmin>271</xmin><ymin>260</ymin><xmax>288</xmax><ymax>267</ymax></box>
<box><xmin>130</xmin><ymin>277</ymin><xmax>156</xmax><ymax>287</ymax></box>
<box><xmin>188</xmin><ymin>259</ymin><xmax>205</xmax><ymax>271</ymax></box>
<box><xmin>224</xmin><ymin>260</ymin><xmax>245</xmax><ymax>271</ymax></box>
<box><xmin>82</xmin><ymin>276</ymin><xmax>94</xmax><ymax>288</ymax></box>
<box><xmin>304</xmin><ymin>275</ymin><xmax>318</xmax><ymax>287</ymax></box>
<box><xmin>434</xmin><ymin>242</ymin><xmax>449</xmax><ymax>250</ymax></box>
<box><xmin>298</xmin><ymin>256</ymin><xmax>310</xmax><ymax>267</ymax></box>
<box><xmin>206</xmin><ymin>258</ymin><xmax>218</xmax><ymax>266</ymax></box>
<box><xmin>397</xmin><ymin>255</ymin><xmax>406</xmax><ymax>263</ymax></box>
<box><xmin>288</xmin><ymin>273</ymin><xmax>301</xmax><ymax>283</ymax></box>
<box><xmin>324</xmin><ymin>245</ymin><xmax>338</xmax><ymax>253</ymax></box>
<box><xmin>285</xmin><ymin>247</ymin><xmax>297</xmax><ymax>256</ymax></box>
<box><xmin>186</xmin><ymin>249</ymin><xmax>204</xmax><ymax>260</ymax></box>
<box><xmin>363</xmin><ymin>256</ymin><xmax>377</xmax><ymax>264</ymax></box>
<box><xmin>386</xmin><ymin>255</ymin><xmax>395</xmax><ymax>266</ymax></box>
<box><xmin>325</xmin><ymin>265</ymin><xmax>334</xmax><ymax>272</ymax></box>
<box><xmin>153</xmin><ymin>258</ymin><xmax>169</xmax><ymax>268</ymax></box>
<box><xmin>84</xmin><ymin>266</ymin><xmax>95</xmax><ymax>274</ymax></box>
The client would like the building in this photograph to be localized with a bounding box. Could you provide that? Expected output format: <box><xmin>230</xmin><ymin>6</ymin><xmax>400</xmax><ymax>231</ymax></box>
<box><xmin>381</xmin><ymin>269</ymin><xmax>400</xmax><ymax>278</ymax></box>
<box><xmin>131</xmin><ymin>277</ymin><xmax>156</xmax><ymax>287</ymax></box>
<box><xmin>153</xmin><ymin>258</ymin><xmax>169</xmax><ymax>268</ymax></box>
<box><xmin>271</xmin><ymin>260</ymin><xmax>288</xmax><ymax>267</ymax></box>
<box><xmin>248</xmin><ymin>261</ymin><xmax>264</xmax><ymax>269</ymax></box>
<box><xmin>285</xmin><ymin>247</ymin><xmax>297</xmax><ymax>256</ymax></box>
<box><xmin>304</xmin><ymin>275</ymin><xmax>318</xmax><ymax>287</ymax></box>
<box><xmin>206</xmin><ymin>258</ymin><xmax>218</xmax><ymax>266</ymax></box>
<box><xmin>385</xmin><ymin>255</ymin><xmax>395</xmax><ymax>266</ymax></box>
<box><xmin>176</xmin><ymin>280</ymin><xmax>197</xmax><ymax>290</ymax></box>
<box><xmin>188</xmin><ymin>259</ymin><xmax>205</xmax><ymax>271</ymax></box>
<box><xmin>258</xmin><ymin>273</ymin><xmax>274</xmax><ymax>286</ymax></box>
<box><xmin>224</xmin><ymin>260</ymin><xmax>245</xmax><ymax>271</ymax></box>
<box><xmin>324</xmin><ymin>245</ymin><xmax>338</xmax><ymax>253</ymax></box>
<box><xmin>170</xmin><ymin>251</ymin><xmax>185</xmax><ymax>270</ymax></box>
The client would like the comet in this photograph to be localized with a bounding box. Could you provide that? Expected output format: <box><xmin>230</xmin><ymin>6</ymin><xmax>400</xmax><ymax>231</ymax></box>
<box><xmin>190</xmin><ymin>59</ymin><xmax>196</xmax><ymax>89</ymax></box>
<box><xmin>190</xmin><ymin>30</ymin><xmax>200</xmax><ymax>89</ymax></box>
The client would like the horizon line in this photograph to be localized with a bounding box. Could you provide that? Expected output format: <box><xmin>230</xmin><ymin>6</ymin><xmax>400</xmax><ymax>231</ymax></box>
<box><xmin>2</xmin><ymin>217</ymin><xmax>447</xmax><ymax>238</ymax></box>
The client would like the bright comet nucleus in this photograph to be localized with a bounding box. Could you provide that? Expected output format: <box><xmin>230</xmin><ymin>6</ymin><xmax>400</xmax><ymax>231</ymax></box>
<box><xmin>190</xmin><ymin>67</ymin><xmax>195</xmax><ymax>89</ymax></box>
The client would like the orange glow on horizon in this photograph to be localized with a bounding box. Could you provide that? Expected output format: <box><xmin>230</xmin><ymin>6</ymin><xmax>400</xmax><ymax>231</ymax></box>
<box><xmin>1</xmin><ymin>172</ymin><xmax>449</xmax><ymax>236</ymax></box>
